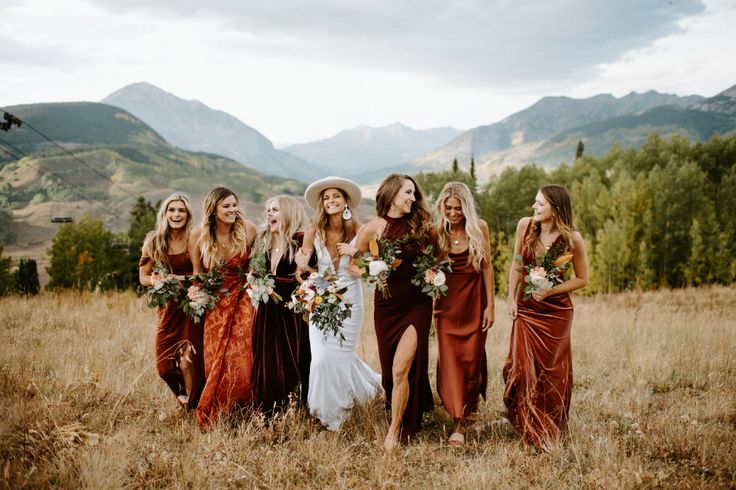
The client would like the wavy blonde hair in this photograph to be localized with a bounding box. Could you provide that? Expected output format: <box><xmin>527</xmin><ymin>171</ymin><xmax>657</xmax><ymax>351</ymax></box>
<box><xmin>435</xmin><ymin>182</ymin><xmax>486</xmax><ymax>271</ymax></box>
<box><xmin>524</xmin><ymin>184</ymin><xmax>576</xmax><ymax>254</ymax></box>
<box><xmin>198</xmin><ymin>186</ymin><xmax>249</xmax><ymax>268</ymax></box>
<box><xmin>254</xmin><ymin>195</ymin><xmax>307</xmax><ymax>262</ymax></box>
<box><xmin>142</xmin><ymin>193</ymin><xmax>194</xmax><ymax>272</ymax></box>
<box><xmin>312</xmin><ymin>187</ymin><xmax>360</xmax><ymax>246</ymax></box>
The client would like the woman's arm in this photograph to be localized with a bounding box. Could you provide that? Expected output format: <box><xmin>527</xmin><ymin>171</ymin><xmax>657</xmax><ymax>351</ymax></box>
<box><xmin>189</xmin><ymin>228</ymin><xmax>204</xmax><ymax>274</ymax></box>
<box><xmin>138</xmin><ymin>238</ymin><xmax>156</xmax><ymax>287</ymax></box>
<box><xmin>295</xmin><ymin>225</ymin><xmax>316</xmax><ymax>274</ymax></box>
<box><xmin>479</xmin><ymin>219</ymin><xmax>495</xmax><ymax>331</ymax></box>
<box><xmin>245</xmin><ymin>220</ymin><xmax>258</xmax><ymax>248</ymax></box>
<box><xmin>533</xmin><ymin>231</ymin><xmax>589</xmax><ymax>300</ymax></box>
<box><xmin>507</xmin><ymin>217</ymin><xmax>529</xmax><ymax>320</ymax></box>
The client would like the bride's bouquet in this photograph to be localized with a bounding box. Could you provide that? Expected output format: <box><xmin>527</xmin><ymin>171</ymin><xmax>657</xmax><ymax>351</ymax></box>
<box><xmin>356</xmin><ymin>237</ymin><xmax>405</xmax><ymax>297</ymax></box>
<box><xmin>145</xmin><ymin>264</ymin><xmax>184</xmax><ymax>308</ymax></box>
<box><xmin>411</xmin><ymin>245</ymin><xmax>452</xmax><ymax>298</ymax></box>
<box><xmin>519</xmin><ymin>251</ymin><xmax>573</xmax><ymax>300</ymax></box>
<box><xmin>180</xmin><ymin>266</ymin><xmax>230</xmax><ymax>324</ymax></box>
<box><xmin>241</xmin><ymin>252</ymin><xmax>282</xmax><ymax>307</ymax></box>
<box><xmin>287</xmin><ymin>268</ymin><xmax>351</xmax><ymax>345</ymax></box>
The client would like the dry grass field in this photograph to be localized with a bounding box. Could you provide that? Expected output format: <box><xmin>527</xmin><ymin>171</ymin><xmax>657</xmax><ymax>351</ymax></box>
<box><xmin>1</xmin><ymin>287</ymin><xmax>735</xmax><ymax>488</ymax></box>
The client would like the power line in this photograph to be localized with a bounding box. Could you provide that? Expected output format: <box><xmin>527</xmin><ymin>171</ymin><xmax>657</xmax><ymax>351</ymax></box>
<box><xmin>0</xmin><ymin>108</ymin><xmax>138</xmax><ymax>199</ymax></box>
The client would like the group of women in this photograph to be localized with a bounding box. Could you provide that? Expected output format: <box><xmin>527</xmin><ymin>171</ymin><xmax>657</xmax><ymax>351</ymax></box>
<box><xmin>139</xmin><ymin>173</ymin><xmax>589</xmax><ymax>452</ymax></box>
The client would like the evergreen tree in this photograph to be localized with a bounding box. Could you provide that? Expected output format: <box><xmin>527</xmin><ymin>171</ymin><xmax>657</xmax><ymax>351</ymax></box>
<box><xmin>127</xmin><ymin>197</ymin><xmax>157</xmax><ymax>288</ymax></box>
<box><xmin>0</xmin><ymin>246</ymin><xmax>13</xmax><ymax>295</ymax></box>
<box><xmin>452</xmin><ymin>158</ymin><xmax>459</xmax><ymax>173</ymax></box>
<box><xmin>575</xmin><ymin>140</ymin><xmax>585</xmax><ymax>159</ymax></box>
<box><xmin>14</xmin><ymin>258</ymin><xmax>40</xmax><ymax>295</ymax></box>
<box><xmin>470</xmin><ymin>156</ymin><xmax>476</xmax><ymax>180</ymax></box>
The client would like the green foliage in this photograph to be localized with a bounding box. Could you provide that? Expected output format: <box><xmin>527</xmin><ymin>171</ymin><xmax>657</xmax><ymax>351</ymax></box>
<box><xmin>126</xmin><ymin>197</ymin><xmax>157</xmax><ymax>288</ymax></box>
<box><xmin>414</xmin><ymin>169</ymin><xmax>476</xmax><ymax>204</ymax></box>
<box><xmin>0</xmin><ymin>195</ymin><xmax>15</xmax><ymax>245</ymax></box>
<box><xmin>14</xmin><ymin>258</ymin><xmax>40</xmax><ymax>295</ymax></box>
<box><xmin>46</xmin><ymin>215</ymin><xmax>129</xmax><ymax>291</ymax></box>
<box><xmin>472</xmin><ymin>133</ymin><xmax>736</xmax><ymax>294</ymax></box>
<box><xmin>0</xmin><ymin>247</ymin><xmax>14</xmax><ymax>295</ymax></box>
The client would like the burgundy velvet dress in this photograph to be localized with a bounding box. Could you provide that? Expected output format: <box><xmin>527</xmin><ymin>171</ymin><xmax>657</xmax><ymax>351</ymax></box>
<box><xmin>502</xmin><ymin>222</ymin><xmax>574</xmax><ymax>450</ymax></box>
<box><xmin>251</xmin><ymin>233</ymin><xmax>312</xmax><ymax>416</ymax></box>
<box><xmin>140</xmin><ymin>252</ymin><xmax>205</xmax><ymax>409</ymax></box>
<box><xmin>196</xmin><ymin>252</ymin><xmax>255</xmax><ymax>428</ymax></box>
<box><xmin>434</xmin><ymin>248</ymin><xmax>488</xmax><ymax>419</ymax></box>
<box><xmin>373</xmin><ymin>216</ymin><xmax>434</xmax><ymax>441</ymax></box>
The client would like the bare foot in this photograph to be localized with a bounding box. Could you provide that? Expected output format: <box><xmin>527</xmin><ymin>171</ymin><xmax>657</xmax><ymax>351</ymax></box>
<box><xmin>383</xmin><ymin>432</ymin><xmax>400</xmax><ymax>451</ymax></box>
<box><xmin>177</xmin><ymin>394</ymin><xmax>189</xmax><ymax>406</ymax></box>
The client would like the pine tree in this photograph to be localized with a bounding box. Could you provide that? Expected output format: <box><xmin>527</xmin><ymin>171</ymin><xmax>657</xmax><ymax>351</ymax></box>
<box><xmin>575</xmin><ymin>140</ymin><xmax>585</xmax><ymax>159</ymax></box>
<box><xmin>14</xmin><ymin>258</ymin><xmax>40</xmax><ymax>295</ymax></box>
<box><xmin>452</xmin><ymin>158</ymin><xmax>459</xmax><ymax>173</ymax></box>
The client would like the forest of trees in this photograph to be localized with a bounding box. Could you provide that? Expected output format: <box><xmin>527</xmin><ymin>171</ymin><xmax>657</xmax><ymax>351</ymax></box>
<box><xmin>1</xmin><ymin>132</ymin><xmax>733</xmax><ymax>296</ymax></box>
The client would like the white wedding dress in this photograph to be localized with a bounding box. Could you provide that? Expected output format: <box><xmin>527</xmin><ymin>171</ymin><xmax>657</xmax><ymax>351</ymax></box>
<box><xmin>307</xmin><ymin>238</ymin><xmax>382</xmax><ymax>430</ymax></box>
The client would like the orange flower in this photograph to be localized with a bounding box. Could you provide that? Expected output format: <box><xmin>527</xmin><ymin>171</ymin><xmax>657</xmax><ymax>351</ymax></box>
<box><xmin>369</xmin><ymin>238</ymin><xmax>380</xmax><ymax>257</ymax></box>
<box><xmin>554</xmin><ymin>252</ymin><xmax>574</xmax><ymax>267</ymax></box>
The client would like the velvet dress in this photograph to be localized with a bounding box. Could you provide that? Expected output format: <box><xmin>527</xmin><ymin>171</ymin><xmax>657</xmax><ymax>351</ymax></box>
<box><xmin>251</xmin><ymin>233</ymin><xmax>312</xmax><ymax>416</ymax></box>
<box><xmin>140</xmin><ymin>252</ymin><xmax>206</xmax><ymax>409</ymax></box>
<box><xmin>433</xmin><ymin>248</ymin><xmax>488</xmax><ymax>419</ymax></box>
<box><xmin>502</xmin><ymin>222</ymin><xmax>574</xmax><ymax>450</ymax></box>
<box><xmin>196</xmin><ymin>252</ymin><xmax>255</xmax><ymax>428</ymax></box>
<box><xmin>373</xmin><ymin>216</ymin><xmax>434</xmax><ymax>441</ymax></box>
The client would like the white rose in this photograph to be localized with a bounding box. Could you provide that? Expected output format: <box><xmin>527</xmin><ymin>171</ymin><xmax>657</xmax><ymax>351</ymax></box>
<box><xmin>368</xmin><ymin>260</ymin><xmax>389</xmax><ymax>276</ymax></box>
<box><xmin>433</xmin><ymin>270</ymin><xmax>446</xmax><ymax>287</ymax></box>
<box><xmin>530</xmin><ymin>275</ymin><xmax>552</xmax><ymax>288</ymax></box>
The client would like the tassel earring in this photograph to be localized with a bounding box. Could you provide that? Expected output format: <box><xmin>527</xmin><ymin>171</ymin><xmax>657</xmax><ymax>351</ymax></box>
<box><xmin>342</xmin><ymin>205</ymin><xmax>352</xmax><ymax>220</ymax></box>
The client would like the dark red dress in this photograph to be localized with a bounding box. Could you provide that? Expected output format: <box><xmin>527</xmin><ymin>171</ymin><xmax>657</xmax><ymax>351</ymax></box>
<box><xmin>196</xmin><ymin>252</ymin><xmax>255</xmax><ymax>428</ymax></box>
<box><xmin>373</xmin><ymin>216</ymin><xmax>434</xmax><ymax>441</ymax></box>
<box><xmin>251</xmin><ymin>233</ymin><xmax>312</xmax><ymax>416</ymax></box>
<box><xmin>434</xmin><ymin>248</ymin><xmax>488</xmax><ymax>418</ymax></box>
<box><xmin>140</xmin><ymin>252</ymin><xmax>205</xmax><ymax>409</ymax></box>
<box><xmin>502</xmin><ymin>222</ymin><xmax>573</xmax><ymax>450</ymax></box>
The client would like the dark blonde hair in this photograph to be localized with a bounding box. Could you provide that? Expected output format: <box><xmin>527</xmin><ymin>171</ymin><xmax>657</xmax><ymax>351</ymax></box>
<box><xmin>254</xmin><ymin>195</ymin><xmax>307</xmax><ymax>262</ymax></box>
<box><xmin>435</xmin><ymin>182</ymin><xmax>486</xmax><ymax>271</ymax></box>
<box><xmin>142</xmin><ymin>193</ymin><xmax>193</xmax><ymax>272</ymax></box>
<box><xmin>375</xmin><ymin>174</ymin><xmax>431</xmax><ymax>241</ymax></box>
<box><xmin>198</xmin><ymin>186</ymin><xmax>248</xmax><ymax>268</ymax></box>
<box><xmin>524</xmin><ymin>184</ymin><xmax>576</xmax><ymax>254</ymax></box>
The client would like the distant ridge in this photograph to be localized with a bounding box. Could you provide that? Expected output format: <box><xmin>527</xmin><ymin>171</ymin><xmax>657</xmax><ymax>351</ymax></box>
<box><xmin>102</xmin><ymin>82</ymin><xmax>324</xmax><ymax>181</ymax></box>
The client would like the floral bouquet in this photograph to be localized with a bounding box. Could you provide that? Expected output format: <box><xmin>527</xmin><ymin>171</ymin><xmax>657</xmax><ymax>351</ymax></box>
<box><xmin>287</xmin><ymin>268</ymin><xmax>351</xmax><ymax>345</ymax></box>
<box><xmin>411</xmin><ymin>245</ymin><xmax>452</xmax><ymax>298</ymax></box>
<box><xmin>145</xmin><ymin>264</ymin><xmax>184</xmax><ymax>308</ymax></box>
<box><xmin>241</xmin><ymin>252</ymin><xmax>282</xmax><ymax>307</ymax></box>
<box><xmin>180</xmin><ymin>266</ymin><xmax>230</xmax><ymax>324</ymax></box>
<box><xmin>518</xmin><ymin>251</ymin><xmax>573</xmax><ymax>300</ymax></box>
<box><xmin>355</xmin><ymin>237</ymin><xmax>405</xmax><ymax>297</ymax></box>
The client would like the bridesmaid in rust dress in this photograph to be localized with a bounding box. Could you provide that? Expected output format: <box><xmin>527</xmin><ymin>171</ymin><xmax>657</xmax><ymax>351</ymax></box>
<box><xmin>139</xmin><ymin>193</ymin><xmax>205</xmax><ymax>409</ymax></box>
<box><xmin>503</xmin><ymin>184</ymin><xmax>588</xmax><ymax>451</ymax></box>
<box><xmin>433</xmin><ymin>182</ymin><xmax>495</xmax><ymax>447</ymax></box>
<box><xmin>355</xmin><ymin>174</ymin><xmax>435</xmax><ymax>450</ymax></box>
<box><xmin>251</xmin><ymin>195</ymin><xmax>313</xmax><ymax>416</ymax></box>
<box><xmin>189</xmin><ymin>186</ymin><xmax>258</xmax><ymax>428</ymax></box>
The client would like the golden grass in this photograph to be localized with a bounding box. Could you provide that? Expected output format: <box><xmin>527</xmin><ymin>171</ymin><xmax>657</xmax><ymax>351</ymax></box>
<box><xmin>1</xmin><ymin>287</ymin><xmax>735</xmax><ymax>488</ymax></box>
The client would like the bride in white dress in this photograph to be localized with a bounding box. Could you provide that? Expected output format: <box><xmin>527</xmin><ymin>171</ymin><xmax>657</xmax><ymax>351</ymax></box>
<box><xmin>296</xmin><ymin>177</ymin><xmax>382</xmax><ymax>430</ymax></box>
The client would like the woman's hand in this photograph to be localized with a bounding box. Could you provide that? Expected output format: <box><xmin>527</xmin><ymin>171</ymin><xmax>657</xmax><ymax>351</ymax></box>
<box><xmin>336</xmin><ymin>242</ymin><xmax>358</xmax><ymax>257</ymax></box>
<box><xmin>507</xmin><ymin>297</ymin><xmax>518</xmax><ymax>320</ymax></box>
<box><xmin>294</xmin><ymin>248</ymin><xmax>310</xmax><ymax>270</ymax></box>
<box><xmin>531</xmin><ymin>287</ymin><xmax>552</xmax><ymax>302</ymax></box>
<box><xmin>481</xmin><ymin>305</ymin><xmax>495</xmax><ymax>331</ymax></box>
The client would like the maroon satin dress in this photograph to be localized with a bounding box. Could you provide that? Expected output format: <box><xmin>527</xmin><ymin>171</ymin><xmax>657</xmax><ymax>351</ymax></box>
<box><xmin>374</xmin><ymin>216</ymin><xmax>434</xmax><ymax>441</ymax></box>
<box><xmin>434</xmin><ymin>248</ymin><xmax>488</xmax><ymax>419</ymax></box>
<box><xmin>196</xmin><ymin>252</ymin><xmax>255</xmax><ymax>428</ymax></box>
<box><xmin>140</xmin><ymin>252</ymin><xmax>206</xmax><ymax>409</ymax></box>
<box><xmin>251</xmin><ymin>233</ymin><xmax>312</xmax><ymax>416</ymax></box>
<box><xmin>502</xmin><ymin>222</ymin><xmax>573</xmax><ymax>450</ymax></box>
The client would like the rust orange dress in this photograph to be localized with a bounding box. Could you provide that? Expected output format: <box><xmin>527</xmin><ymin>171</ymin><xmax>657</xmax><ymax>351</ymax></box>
<box><xmin>374</xmin><ymin>216</ymin><xmax>434</xmax><ymax>441</ymax></box>
<box><xmin>434</xmin><ymin>248</ymin><xmax>488</xmax><ymax>419</ymax></box>
<box><xmin>196</xmin><ymin>252</ymin><xmax>255</xmax><ymax>428</ymax></box>
<box><xmin>140</xmin><ymin>252</ymin><xmax>206</xmax><ymax>409</ymax></box>
<box><xmin>502</xmin><ymin>223</ymin><xmax>573</xmax><ymax>450</ymax></box>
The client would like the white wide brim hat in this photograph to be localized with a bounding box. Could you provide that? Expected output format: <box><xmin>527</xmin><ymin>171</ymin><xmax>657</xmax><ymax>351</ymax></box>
<box><xmin>304</xmin><ymin>176</ymin><xmax>362</xmax><ymax>211</ymax></box>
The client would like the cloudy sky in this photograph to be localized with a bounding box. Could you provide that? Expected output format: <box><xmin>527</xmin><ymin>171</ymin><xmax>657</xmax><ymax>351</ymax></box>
<box><xmin>1</xmin><ymin>0</ymin><xmax>735</xmax><ymax>144</ymax></box>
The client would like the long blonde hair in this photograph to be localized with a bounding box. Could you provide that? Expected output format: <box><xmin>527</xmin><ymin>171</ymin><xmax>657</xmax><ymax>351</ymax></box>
<box><xmin>198</xmin><ymin>186</ymin><xmax>249</xmax><ymax>268</ymax></box>
<box><xmin>524</xmin><ymin>184</ymin><xmax>576</xmax><ymax>254</ymax></box>
<box><xmin>435</xmin><ymin>182</ymin><xmax>486</xmax><ymax>271</ymax></box>
<box><xmin>142</xmin><ymin>193</ymin><xmax>194</xmax><ymax>272</ymax></box>
<box><xmin>254</xmin><ymin>195</ymin><xmax>307</xmax><ymax>262</ymax></box>
<box><xmin>312</xmin><ymin>187</ymin><xmax>360</xmax><ymax>246</ymax></box>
